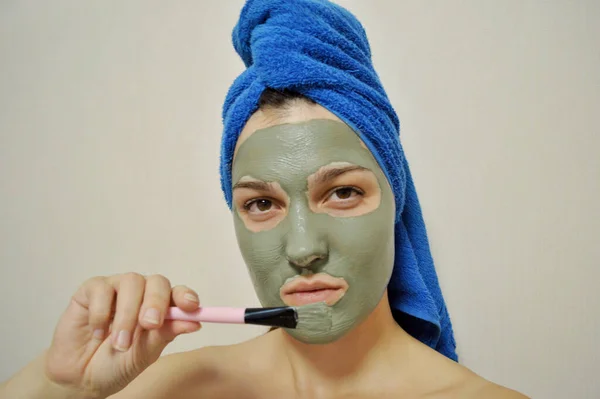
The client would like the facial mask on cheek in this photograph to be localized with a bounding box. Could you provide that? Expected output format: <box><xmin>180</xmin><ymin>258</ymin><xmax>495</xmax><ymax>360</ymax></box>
<box><xmin>232</xmin><ymin>120</ymin><xmax>396</xmax><ymax>344</ymax></box>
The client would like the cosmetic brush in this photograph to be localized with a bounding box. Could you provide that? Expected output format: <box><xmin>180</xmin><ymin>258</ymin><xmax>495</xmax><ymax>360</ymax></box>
<box><xmin>165</xmin><ymin>302</ymin><xmax>332</xmax><ymax>331</ymax></box>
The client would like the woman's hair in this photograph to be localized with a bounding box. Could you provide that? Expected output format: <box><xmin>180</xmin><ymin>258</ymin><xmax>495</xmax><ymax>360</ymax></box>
<box><xmin>258</xmin><ymin>88</ymin><xmax>315</xmax><ymax>111</ymax></box>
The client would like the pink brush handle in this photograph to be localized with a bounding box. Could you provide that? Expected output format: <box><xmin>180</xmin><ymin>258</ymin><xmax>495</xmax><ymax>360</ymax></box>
<box><xmin>165</xmin><ymin>306</ymin><xmax>245</xmax><ymax>324</ymax></box>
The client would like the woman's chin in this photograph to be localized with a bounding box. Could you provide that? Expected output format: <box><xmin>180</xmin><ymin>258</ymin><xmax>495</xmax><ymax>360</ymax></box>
<box><xmin>283</xmin><ymin>326</ymin><xmax>345</xmax><ymax>345</ymax></box>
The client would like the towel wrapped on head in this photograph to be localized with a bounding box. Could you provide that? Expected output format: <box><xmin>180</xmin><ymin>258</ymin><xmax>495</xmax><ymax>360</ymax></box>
<box><xmin>219</xmin><ymin>0</ymin><xmax>457</xmax><ymax>361</ymax></box>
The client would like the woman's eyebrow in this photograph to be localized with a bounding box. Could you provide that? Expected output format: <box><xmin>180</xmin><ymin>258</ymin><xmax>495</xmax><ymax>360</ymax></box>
<box><xmin>233</xmin><ymin>180</ymin><xmax>274</xmax><ymax>192</ymax></box>
<box><xmin>312</xmin><ymin>165</ymin><xmax>368</xmax><ymax>185</ymax></box>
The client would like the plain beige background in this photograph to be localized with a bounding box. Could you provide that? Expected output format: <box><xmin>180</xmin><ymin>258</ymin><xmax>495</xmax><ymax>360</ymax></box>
<box><xmin>1</xmin><ymin>1</ymin><xmax>599</xmax><ymax>398</ymax></box>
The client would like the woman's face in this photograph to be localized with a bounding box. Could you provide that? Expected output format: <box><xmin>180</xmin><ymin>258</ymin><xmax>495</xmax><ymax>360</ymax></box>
<box><xmin>231</xmin><ymin>104</ymin><xmax>396</xmax><ymax>343</ymax></box>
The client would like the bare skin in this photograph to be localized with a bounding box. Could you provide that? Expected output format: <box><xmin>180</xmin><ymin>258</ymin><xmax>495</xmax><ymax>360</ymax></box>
<box><xmin>116</xmin><ymin>103</ymin><xmax>527</xmax><ymax>399</ymax></box>
<box><xmin>0</xmin><ymin>102</ymin><xmax>528</xmax><ymax>399</ymax></box>
<box><xmin>115</xmin><ymin>291</ymin><xmax>526</xmax><ymax>399</ymax></box>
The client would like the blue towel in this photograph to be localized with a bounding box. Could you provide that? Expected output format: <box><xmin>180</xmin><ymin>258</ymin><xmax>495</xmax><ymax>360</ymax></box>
<box><xmin>219</xmin><ymin>0</ymin><xmax>457</xmax><ymax>361</ymax></box>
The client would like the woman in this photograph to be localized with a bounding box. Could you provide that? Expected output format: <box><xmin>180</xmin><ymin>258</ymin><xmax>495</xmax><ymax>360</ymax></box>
<box><xmin>0</xmin><ymin>1</ymin><xmax>527</xmax><ymax>398</ymax></box>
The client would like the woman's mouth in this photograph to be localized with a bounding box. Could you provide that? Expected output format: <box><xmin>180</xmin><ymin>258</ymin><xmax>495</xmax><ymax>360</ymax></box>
<box><xmin>280</xmin><ymin>273</ymin><xmax>349</xmax><ymax>307</ymax></box>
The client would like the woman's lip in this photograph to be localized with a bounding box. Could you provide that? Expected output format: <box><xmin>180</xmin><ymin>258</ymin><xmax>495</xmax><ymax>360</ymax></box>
<box><xmin>280</xmin><ymin>274</ymin><xmax>349</xmax><ymax>306</ymax></box>
<box><xmin>282</xmin><ymin>288</ymin><xmax>346</xmax><ymax>306</ymax></box>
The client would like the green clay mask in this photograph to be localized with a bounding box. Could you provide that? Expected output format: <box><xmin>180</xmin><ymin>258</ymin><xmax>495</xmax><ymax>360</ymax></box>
<box><xmin>232</xmin><ymin>119</ymin><xmax>396</xmax><ymax>344</ymax></box>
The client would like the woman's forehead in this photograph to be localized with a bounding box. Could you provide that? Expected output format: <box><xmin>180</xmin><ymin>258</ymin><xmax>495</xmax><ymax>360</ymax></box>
<box><xmin>231</xmin><ymin>120</ymin><xmax>381</xmax><ymax>185</ymax></box>
<box><xmin>234</xmin><ymin>102</ymin><xmax>359</xmax><ymax>157</ymax></box>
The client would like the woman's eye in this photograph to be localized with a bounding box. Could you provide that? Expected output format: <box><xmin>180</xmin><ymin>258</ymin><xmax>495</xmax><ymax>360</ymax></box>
<box><xmin>328</xmin><ymin>187</ymin><xmax>363</xmax><ymax>201</ymax></box>
<box><xmin>244</xmin><ymin>199</ymin><xmax>273</xmax><ymax>213</ymax></box>
<box><xmin>333</xmin><ymin>187</ymin><xmax>354</xmax><ymax>200</ymax></box>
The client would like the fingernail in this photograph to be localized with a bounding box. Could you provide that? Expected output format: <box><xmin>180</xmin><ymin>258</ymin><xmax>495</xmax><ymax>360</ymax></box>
<box><xmin>184</xmin><ymin>293</ymin><xmax>199</xmax><ymax>303</ymax></box>
<box><xmin>92</xmin><ymin>329</ymin><xmax>104</xmax><ymax>340</ymax></box>
<box><xmin>115</xmin><ymin>330</ymin><xmax>131</xmax><ymax>351</ymax></box>
<box><xmin>143</xmin><ymin>308</ymin><xmax>160</xmax><ymax>325</ymax></box>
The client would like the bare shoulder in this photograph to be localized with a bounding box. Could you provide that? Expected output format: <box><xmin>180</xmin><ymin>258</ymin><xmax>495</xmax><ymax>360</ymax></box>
<box><xmin>107</xmin><ymin>346</ymin><xmax>225</xmax><ymax>399</ymax></box>
<box><xmin>410</xmin><ymin>343</ymin><xmax>528</xmax><ymax>399</ymax></box>
<box><xmin>470</xmin><ymin>381</ymin><xmax>530</xmax><ymax>399</ymax></box>
<box><xmin>442</xmin><ymin>363</ymin><xmax>529</xmax><ymax>399</ymax></box>
<box><xmin>445</xmin><ymin>364</ymin><xmax>529</xmax><ymax>399</ymax></box>
<box><xmin>110</xmin><ymin>332</ymin><xmax>276</xmax><ymax>399</ymax></box>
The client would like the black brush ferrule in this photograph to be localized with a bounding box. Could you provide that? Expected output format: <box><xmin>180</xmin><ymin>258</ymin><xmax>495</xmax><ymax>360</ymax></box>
<box><xmin>244</xmin><ymin>307</ymin><xmax>298</xmax><ymax>328</ymax></box>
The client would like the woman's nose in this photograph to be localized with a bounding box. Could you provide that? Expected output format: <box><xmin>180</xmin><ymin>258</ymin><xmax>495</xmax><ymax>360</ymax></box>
<box><xmin>285</xmin><ymin>202</ymin><xmax>328</xmax><ymax>269</ymax></box>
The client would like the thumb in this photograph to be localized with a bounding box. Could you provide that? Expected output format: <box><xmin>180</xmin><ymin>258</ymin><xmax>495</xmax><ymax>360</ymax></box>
<box><xmin>140</xmin><ymin>320</ymin><xmax>201</xmax><ymax>358</ymax></box>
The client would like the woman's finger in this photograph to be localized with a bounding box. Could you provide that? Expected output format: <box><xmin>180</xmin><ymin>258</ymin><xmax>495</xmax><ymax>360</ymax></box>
<box><xmin>138</xmin><ymin>274</ymin><xmax>171</xmax><ymax>330</ymax></box>
<box><xmin>86</xmin><ymin>278</ymin><xmax>116</xmax><ymax>338</ymax></box>
<box><xmin>109</xmin><ymin>273</ymin><xmax>145</xmax><ymax>352</ymax></box>
<box><xmin>171</xmin><ymin>285</ymin><xmax>200</xmax><ymax>311</ymax></box>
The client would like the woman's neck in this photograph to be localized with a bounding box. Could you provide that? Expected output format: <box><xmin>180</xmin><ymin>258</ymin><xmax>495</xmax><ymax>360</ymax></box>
<box><xmin>278</xmin><ymin>291</ymin><xmax>413</xmax><ymax>391</ymax></box>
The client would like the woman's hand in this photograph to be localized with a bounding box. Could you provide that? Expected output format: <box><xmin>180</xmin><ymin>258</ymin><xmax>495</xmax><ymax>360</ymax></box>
<box><xmin>44</xmin><ymin>273</ymin><xmax>201</xmax><ymax>398</ymax></box>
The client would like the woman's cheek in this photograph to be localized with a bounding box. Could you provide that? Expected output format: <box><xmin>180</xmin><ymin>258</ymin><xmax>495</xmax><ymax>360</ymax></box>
<box><xmin>234</xmin><ymin>216</ymin><xmax>290</xmax><ymax>306</ymax></box>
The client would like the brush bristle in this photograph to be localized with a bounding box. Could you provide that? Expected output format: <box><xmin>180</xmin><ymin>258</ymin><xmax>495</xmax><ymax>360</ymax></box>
<box><xmin>294</xmin><ymin>302</ymin><xmax>332</xmax><ymax>333</ymax></box>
